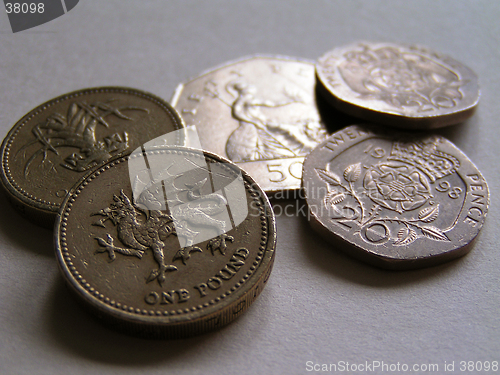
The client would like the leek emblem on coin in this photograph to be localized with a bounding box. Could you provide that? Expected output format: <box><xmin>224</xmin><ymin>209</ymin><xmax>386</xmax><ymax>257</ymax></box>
<box><xmin>22</xmin><ymin>100</ymin><xmax>144</xmax><ymax>175</ymax></box>
<box><xmin>0</xmin><ymin>87</ymin><xmax>184</xmax><ymax>226</ymax></box>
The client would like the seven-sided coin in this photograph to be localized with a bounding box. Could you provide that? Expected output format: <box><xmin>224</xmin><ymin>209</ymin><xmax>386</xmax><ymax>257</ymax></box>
<box><xmin>316</xmin><ymin>42</ymin><xmax>479</xmax><ymax>129</ymax></box>
<box><xmin>171</xmin><ymin>55</ymin><xmax>330</xmax><ymax>193</ymax></box>
<box><xmin>302</xmin><ymin>124</ymin><xmax>488</xmax><ymax>269</ymax></box>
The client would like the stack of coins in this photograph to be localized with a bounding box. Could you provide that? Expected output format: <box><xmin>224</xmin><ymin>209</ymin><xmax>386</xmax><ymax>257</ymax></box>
<box><xmin>0</xmin><ymin>86</ymin><xmax>276</xmax><ymax>338</ymax></box>
<box><xmin>0</xmin><ymin>41</ymin><xmax>489</xmax><ymax>338</ymax></box>
<box><xmin>307</xmin><ymin>42</ymin><xmax>487</xmax><ymax>269</ymax></box>
<box><xmin>171</xmin><ymin>43</ymin><xmax>488</xmax><ymax>270</ymax></box>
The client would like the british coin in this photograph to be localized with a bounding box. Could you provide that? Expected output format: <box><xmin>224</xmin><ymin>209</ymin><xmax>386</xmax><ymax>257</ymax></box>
<box><xmin>55</xmin><ymin>146</ymin><xmax>275</xmax><ymax>338</ymax></box>
<box><xmin>0</xmin><ymin>87</ymin><xmax>185</xmax><ymax>227</ymax></box>
<box><xmin>171</xmin><ymin>55</ymin><xmax>330</xmax><ymax>193</ymax></box>
<box><xmin>302</xmin><ymin>124</ymin><xmax>488</xmax><ymax>269</ymax></box>
<box><xmin>316</xmin><ymin>42</ymin><xmax>479</xmax><ymax>129</ymax></box>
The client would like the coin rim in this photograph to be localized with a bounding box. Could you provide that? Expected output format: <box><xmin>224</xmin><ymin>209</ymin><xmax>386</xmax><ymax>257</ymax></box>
<box><xmin>302</xmin><ymin>124</ymin><xmax>490</xmax><ymax>269</ymax></box>
<box><xmin>54</xmin><ymin>147</ymin><xmax>276</xmax><ymax>336</ymax></box>
<box><xmin>315</xmin><ymin>41</ymin><xmax>480</xmax><ymax>129</ymax></box>
<box><xmin>0</xmin><ymin>86</ymin><xmax>186</xmax><ymax>218</ymax></box>
<box><xmin>170</xmin><ymin>54</ymin><xmax>315</xmax><ymax>104</ymax></box>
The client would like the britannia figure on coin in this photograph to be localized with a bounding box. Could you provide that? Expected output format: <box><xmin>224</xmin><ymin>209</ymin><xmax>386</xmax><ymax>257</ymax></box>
<box><xmin>171</xmin><ymin>56</ymin><xmax>331</xmax><ymax>192</ymax></box>
<box><xmin>222</xmin><ymin>79</ymin><xmax>326</xmax><ymax>162</ymax></box>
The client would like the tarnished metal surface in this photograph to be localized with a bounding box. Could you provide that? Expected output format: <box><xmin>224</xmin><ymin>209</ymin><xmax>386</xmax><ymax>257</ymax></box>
<box><xmin>302</xmin><ymin>124</ymin><xmax>488</xmax><ymax>269</ymax></box>
<box><xmin>0</xmin><ymin>87</ymin><xmax>185</xmax><ymax>227</ymax></box>
<box><xmin>55</xmin><ymin>147</ymin><xmax>276</xmax><ymax>338</ymax></box>
<box><xmin>316</xmin><ymin>42</ymin><xmax>479</xmax><ymax>129</ymax></box>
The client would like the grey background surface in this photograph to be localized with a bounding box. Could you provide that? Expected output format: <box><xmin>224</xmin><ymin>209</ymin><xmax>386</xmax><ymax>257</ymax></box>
<box><xmin>0</xmin><ymin>1</ymin><xmax>498</xmax><ymax>374</ymax></box>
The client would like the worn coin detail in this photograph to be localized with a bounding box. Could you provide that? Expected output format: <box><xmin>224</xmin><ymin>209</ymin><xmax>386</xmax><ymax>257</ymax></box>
<box><xmin>316</xmin><ymin>42</ymin><xmax>479</xmax><ymax>129</ymax></box>
<box><xmin>0</xmin><ymin>87</ymin><xmax>185</xmax><ymax>227</ymax></box>
<box><xmin>171</xmin><ymin>55</ymin><xmax>329</xmax><ymax>192</ymax></box>
<box><xmin>302</xmin><ymin>124</ymin><xmax>488</xmax><ymax>269</ymax></box>
<box><xmin>55</xmin><ymin>147</ymin><xmax>275</xmax><ymax>338</ymax></box>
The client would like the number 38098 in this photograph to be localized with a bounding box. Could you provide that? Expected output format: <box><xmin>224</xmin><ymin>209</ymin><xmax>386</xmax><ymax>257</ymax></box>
<box><xmin>5</xmin><ymin>3</ymin><xmax>45</xmax><ymax>14</ymax></box>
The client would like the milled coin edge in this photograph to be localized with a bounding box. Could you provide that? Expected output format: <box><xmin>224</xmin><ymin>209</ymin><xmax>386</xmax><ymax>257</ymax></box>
<box><xmin>54</xmin><ymin>148</ymin><xmax>276</xmax><ymax>337</ymax></box>
<box><xmin>0</xmin><ymin>86</ymin><xmax>186</xmax><ymax>225</ymax></box>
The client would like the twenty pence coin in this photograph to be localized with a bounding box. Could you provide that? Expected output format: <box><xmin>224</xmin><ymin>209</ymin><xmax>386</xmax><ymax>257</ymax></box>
<box><xmin>171</xmin><ymin>55</ymin><xmax>329</xmax><ymax>193</ymax></box>
<box><xmin>316</xmin><ymin>42</ymin><xmax>479</xmax><ymax>129</ymax></box>
<box><xmin>55</xmin><ymin>147</ymin><xmax>275</xmax><ymax>338</ymax></box>
<box><xmin>0</xmin><ymin>87</ymin><xmax>185</xmax><ymax>227</ymax></box>
<box><xmin>302</xmin><ymin>124</ymin><xmax>488</xmax><ymax>269</ymax></box>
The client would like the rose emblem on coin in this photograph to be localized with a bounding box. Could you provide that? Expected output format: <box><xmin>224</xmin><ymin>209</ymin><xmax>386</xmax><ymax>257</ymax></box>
<box><xmin>320</xmin><ymin>160</ymin><xmax>446</xmax><ymax>247</ymax></box>
<box><xmin>339</xmin><ymin>45</ymin><xmax>464</xmax><ymax>112</ymax></box>
<box><xmin>363</xmin><ymin>162</ymin><xmax>432</xmax><ymax>213</ymax></box>
<box><xmin>303</xmin><ymin>125</ymin><xmax>489</xmax><ymax>269</ymax></box>
<box><xmin>316</xmin><ymin>42</ymin><xmax>480</xmax><ymax>128</ymax></box>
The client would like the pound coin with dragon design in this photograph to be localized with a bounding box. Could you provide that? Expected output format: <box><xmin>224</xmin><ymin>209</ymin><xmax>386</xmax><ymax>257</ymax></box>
<box><xmin>0</xmin><ymin>87</ymin><xmax>185</xmax><ymax>227</ymax></box>
<box><xmin>302</xmin><ymin>124</ymin><xmax>488</xmax><ymax>269</ymax></box>
<box><xmin>55</xmin><ymin>147</ymin><xmax>276</xmax><ymax>338</ymax></box>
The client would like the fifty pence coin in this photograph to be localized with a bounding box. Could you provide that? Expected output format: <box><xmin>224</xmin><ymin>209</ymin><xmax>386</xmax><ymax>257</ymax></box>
<box><xmin>316</xmin><ymin>42</ymin><xmax>480</xmax><ymax>129</ymax></box>
<box><xmin>0</xmin><ymin>87</ymin><xmax>185</xmax><ymax>227</ymax></box>
<box><xmin>302</xmin><ymin>124</ymin><xmax>488</xmax><ymax>269</ymax></box>
<box><xmin>171</xmin><ymin>55</ymin><xmax>330</xmax><ymax>193</ymax></box>
<box><xmin>55</xmin><ymin>146</ymin><xmax>275</xmax><ymax>338</ymax></box>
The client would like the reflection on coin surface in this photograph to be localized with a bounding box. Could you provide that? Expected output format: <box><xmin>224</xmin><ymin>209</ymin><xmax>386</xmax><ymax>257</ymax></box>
<box><xmin>316</xmin><ymin>42</ymin><xmax>479</xmax><ymax>129</ymax></box>
<box><xmin>171</xmin><ymin>55</ymin><xmax>329</xmax><ymax>192</ymax></box>
<box><xmin>55</xmin><ymin>147</ymin><xmax>275</xmax><ymax>338</ymax></box>
<box><xmin>302</xmin><ymin>125</ymin><xmax>488</xmax><ymax>269</ymax></box>
<box><xmin>0</xmin><ymin>87</ymin><xmax>184</xmax><ymax>227</ymax></box>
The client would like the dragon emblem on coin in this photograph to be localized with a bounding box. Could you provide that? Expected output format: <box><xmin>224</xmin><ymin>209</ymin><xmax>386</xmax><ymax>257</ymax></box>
<box><xmin>317</xmin><ymin>137</ymin><xmax>461</xmax><ymax>246</ymax></box>
<box><xmin>18</xmin><ymin>100</ymin><xmax>147</xmax><ymax>176</ymax></box>
<box><xmin>92</xmin><ymin>177</ymin><xmax>234</xmax><ymax>285</ymax></box>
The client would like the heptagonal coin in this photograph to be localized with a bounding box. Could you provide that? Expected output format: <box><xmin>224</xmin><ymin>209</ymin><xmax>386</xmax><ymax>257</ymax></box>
<box><xmin>316</xmin><ymin>42</ymin><xmax>479</xmax><ymax>129</ymax></box>
<box><xmin>171</xmin><ymin>55</ymin><xmax>330</xmax><ymax>193</ymax></box>
<box><xmin>302</xmin><ymin>124</ymin><xmax>488</xmax><ymax>269</ymax></box>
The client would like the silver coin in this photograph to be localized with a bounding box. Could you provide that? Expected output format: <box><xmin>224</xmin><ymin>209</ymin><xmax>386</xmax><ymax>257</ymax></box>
<box><xmin>316</xmin><ymin>42</ymin><xmax>479</xmax><ymax>129</ymax></box>
<box><xmin>171</xmin><ymin>55</ymin><xmax>330</xmax><ymax>193</ymax></box>
<box><xmin>302</xmin><ymin>124</ymin><xmax>489</xmax><ymax>269</ymax></box>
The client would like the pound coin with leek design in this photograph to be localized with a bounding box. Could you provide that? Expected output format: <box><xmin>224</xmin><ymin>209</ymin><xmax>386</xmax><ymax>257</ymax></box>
<box><xmin>0</xmin><ymin>87</ymin><xmax>184</xmax><ymax>227</ymax></box>
<box><xmin>302</xmin><ymin>124</ymin><xmax>488</xmax><ymax>269</ymax></box>
<box><xmin>316</xmin><ymin>42</ymin><xmax>479</xmax><ymax>129</ymax></box>
<box><xmin>55</xmin><ymin>146</ymin><xmax>275</xmax><ymax>338</ymax></box>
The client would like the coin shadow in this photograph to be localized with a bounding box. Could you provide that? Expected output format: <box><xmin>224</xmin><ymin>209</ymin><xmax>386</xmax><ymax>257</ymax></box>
<box><xmin>0</xmin><ymin>191</ymin><xmax>53</xmax><ymax>257</ymax></box>
<box><xmin>315</xmin><ymin>85</ymin><xmax>359</xmax><ymax>133</ymax></box>
<box><xmin>279</xmin><ymin>198</ymin><xmax>465</xmax><ymax>287</ymax></box>
<box><xmin>46</xmin><ymin>276</ymin><xmax>267</xmax><ymax>366</ymax></box>
<box><xmin>315</xmin><ymin>80</ymin><xmax>479</xmax><ymax>146</ymax></box>
<box><xmin>434</xmin><ymin>115</ymin><xmax>477</xmax><ymax>149</ymax></box>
